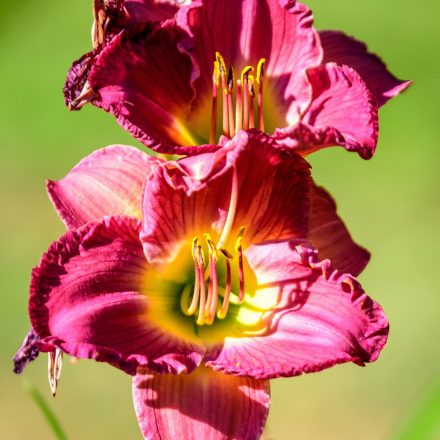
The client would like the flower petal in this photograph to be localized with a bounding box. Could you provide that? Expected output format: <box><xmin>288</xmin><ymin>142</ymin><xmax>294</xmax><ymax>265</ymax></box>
<box><xmin>308</xmin><ymin>184</ymin><xmax>370</xmax><ymax>276</ymax></box>
<box><xmin>88</xmin><ymin>21</ymin><xmax>200</xmax><ymax>151</ymax></box>
<box><xmin>30</xmin><ymin>216</ymin><xmax>204</xmax><ymax>375</ymax></box>
<box><xmin>47</xmin><ymin>145</ymin><xmax>159</xmax><ymax>229</ymax></box>
<box><xmin>141</xmin><ymin>132</ymin><xmax>311</xmax><ymax>263</ymax></box>
<box><xmin>133</xmin><ymin>365</ymin><xmax>270</xmax><ymax>440</ymax></box>
<box><xmin>275</xmin><ymin>63</ymin><xmax>379</xmax><ymax>159</ymax></box>
<box><xmin>319</xmin><ymin>30</ymin><xmax>412</xmax><ymax>107</ymax></box>
<box><xmin>177</xmin><ymin>0</ymin><xmax>322</xmax><ymax>133</ymax></box>
<box><xmin>205</xmin><ymin>242</ymin><xmax>388</xmax><ymax>379</ymax></box>
<box><xmin>124</xmin><ymin>0</ymin><xmax>179</xmax><ymax>23</ymax></box>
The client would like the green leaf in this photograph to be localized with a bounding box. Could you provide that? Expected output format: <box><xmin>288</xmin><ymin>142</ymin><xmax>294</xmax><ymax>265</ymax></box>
<box><xmin>23</xmin><ymin>379</ymin><xmax>69</xmax><ymax>440</ymax></box>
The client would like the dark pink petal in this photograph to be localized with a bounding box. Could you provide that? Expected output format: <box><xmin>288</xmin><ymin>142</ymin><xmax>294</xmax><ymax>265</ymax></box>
<box><xmin>320</xmin><ymin>30</ymin><xmax>412</xmax><ymax>107</ymax></box>
<box><xmin>88</xmin><ymin>21</ymin><xmax>198</xmax><ymax>151</ymax></box>
<box><xmin>64</xmin><ymin>51</ymin><xmax>98</xmax><ymax>110</ymax></box>
<box><xmin>308</xmin><ymin>184</ymin><xmax>370</xmax><ymax>276</ymax></box>
<box><xmin>65</xmin><ymin>0</ymin><xmax>179</xmax><ymax>110</ymax></box>
<box><xmin>141</xmin><ymin>131</ymin><xmax>311</xmax><ymax>263</ymax></box>
<box><xmin>30</xmin><ymin>216</ymin><xmax>204</xmax><ymax>375</ymax></box>
<box><xmin>133</xmin><ymin>366</ymin><xmax>270</xmax><ymax>440</ymax></box>
<box><xmin>275</xmin><ymin>63</ymin><xmax>379</xmax><ymax>159</ymax></box>
<box><xmin>178</xmin><ymin>0</ymin><xmax>322</xmax><ymax>126</ymax></box>
<box><xmin>47</xmin><ymin>145</ymin><xmax>159</xmax><ymax>229</ymax></box>
<box><xmin>124</xmin><ymin>0</ymin><xmax>179</xmax><ymax>23</ymax></box>
<box><xmin>205</xmin><ymin>242</ymin><xmax>388</xmax><ymax>379</ymax></box>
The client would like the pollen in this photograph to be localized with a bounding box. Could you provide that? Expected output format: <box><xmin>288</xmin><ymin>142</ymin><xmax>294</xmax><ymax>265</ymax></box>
<box><xmin>210</xmin><ymin>52</ymin><xmax>266</xmax><ymax>142</ymax></box>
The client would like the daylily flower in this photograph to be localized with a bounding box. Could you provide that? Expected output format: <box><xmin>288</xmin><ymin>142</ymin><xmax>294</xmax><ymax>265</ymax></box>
<box><xmin>65</xmin><ymin>0</ymin><xmax>410</xmax><ymax>158</ymax></box>
<box><xmin>15</xmin><ymin>132</ymin><xmax>387</xmax><ymax>439</ymax></box>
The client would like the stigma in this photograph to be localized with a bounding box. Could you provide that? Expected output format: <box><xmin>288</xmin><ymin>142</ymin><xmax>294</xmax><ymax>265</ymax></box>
<box><xmin>210</xmin><ymin>52</ymin><xmax>266</xmax><ymax>144</ymax></box>
<box><xmin>180</xmin><ymin>229</ymin><xmax>246</xmax><ymax>326</ymax></box>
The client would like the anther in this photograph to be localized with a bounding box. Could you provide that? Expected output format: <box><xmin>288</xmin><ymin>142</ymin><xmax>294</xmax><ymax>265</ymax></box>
<box><xmin>48</xmin><ymin>348</ymin><xmax>63</xmax><ymax>397</ymax></box>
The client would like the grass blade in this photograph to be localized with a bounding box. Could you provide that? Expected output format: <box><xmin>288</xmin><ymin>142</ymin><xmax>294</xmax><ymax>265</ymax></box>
<box><xmin>24</xmin><ymin>379</ymin><xmax>69</xmax><ymax>440</ymax></box>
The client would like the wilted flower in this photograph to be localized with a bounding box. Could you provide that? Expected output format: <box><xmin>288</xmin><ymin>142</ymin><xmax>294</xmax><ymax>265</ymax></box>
<box><xmin>15</xmin><ymin>132</ymin><xmax>387</xmax><ymax>438</ymax></box>
<box><xmin>66</xmin><ymin>0</ymin><xmax>410</xmax><ymax>159</ymax></box>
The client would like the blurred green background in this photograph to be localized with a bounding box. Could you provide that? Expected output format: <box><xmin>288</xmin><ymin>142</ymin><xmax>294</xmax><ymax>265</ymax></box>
<box><xmin>1</xmin><ymin>0</ymin><xmax>439</xmax><ymax>438</ymax></box>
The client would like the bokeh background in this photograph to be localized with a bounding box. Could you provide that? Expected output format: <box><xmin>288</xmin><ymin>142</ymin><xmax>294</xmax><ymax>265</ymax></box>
<box><xmin>1</xmin><ymin>0</ymin><xmax>439</xmax><ymax>438</ymax></box>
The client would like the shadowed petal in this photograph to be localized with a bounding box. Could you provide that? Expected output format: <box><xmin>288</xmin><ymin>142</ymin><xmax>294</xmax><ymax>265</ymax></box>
<box><xmin>275</xmin><ymin>63</ymin><xmax>379</xmax><ymax>159</ymax></box>
<box><xmin>89</xmin><ymin>21</ymin><xmax>199</xmax><ymax>151</ymax></box>
<box><xmin>47</xmin><ymin>145</ymin><xmax>159</xmax><ymax>229</ymax></box>
<box><xmin>205</xmin><ymin>242</ymin><xmax>388</xmax><ymax>379</ymax></box>
<box><xmin>320</xmin><ymin>30</ymin><xmax>412</xmax><ymax>107</ymax></box>
<box><xmin>308</xmin><ymin>184</ymin><xmax>370</xmax><ymax>276</ymax></box>
<box><xmin>124</xmin><ymin>0</ymin><xmax>179</xmax><ymax>23</ymax></box>
<box><xmin>141</xmin><ymin>132</ymin><xmax>311</xmax><ymax>263</ymax></box>
<box><xmin>30</xmin><ymin>216</ymin><xmax>204</xmax><ymax>375</ymax></box>
<box><xmin>133</xmin><ymin>365</ymin><xmax>270</xmax><ymax>440</ymax></box>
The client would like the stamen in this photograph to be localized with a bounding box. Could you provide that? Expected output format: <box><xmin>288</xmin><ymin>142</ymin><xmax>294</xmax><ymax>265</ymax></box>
<box><xmin>196</xmin><ymin>246</ymin><xmax>207</xmax><ymax>325</ymax></box>
<box><xmin>256</xmin><ymin>58</ymin><xmax>266</xmax><ymax>132</ymax></box>
<box><xmin>203</xmin><ymin>234</ymin><xmax>219</xmax><ymax>324</ymax></box>
<box><xmin>210</xmin><ymin>61</ymin><xmax>219</xmax><ymax>144</ymax></box>
<box><xmin>216</xmin><ymin>52</ymin><xmax>229</xmax><ymax>137</ymax></box>
<box><xmin>235</xmin><ymin>79</ymin><xmax>243</xmax><ymax>133</ymax></box>
<box><xmin>48</xmin><ymin>348</ymin><xmax>63</xmax><ymax>397</ymax></box>
<box><xmin>181</xmin><ymin>238</ymin><xmax>201</xmax><ymax>316</ymax></box>
<box><xmin>235</xmin><ymin>227</ymin><xmax>246</xmax><ymax>303</ymax></box>
<box><xmin>206</xmin><ymin>251</ymin><xmax>219</xmax><ymax>324</ymax></box>
<box><xmin>217</xmin><ymin>166</ymin><xmax>239</xmax><ymax>250</ymax></box>
<box><xmin>248</xmin><ymin>75</ymin><xmax>256</xmax><ymax>129</ymax></box>
<box><xmin>241</xmin><ymin>66</ymin><xmax>254</xmax><ymax>130</ymax></box>
<box><xmin>217</xmin><ymin>249</ymin><xmax>232</xmax><ymax>319</ymax></box>
<box><xmin>227</xmin><ymin>66</ymin><xmax>235</xmax><ymax>137</ymax></box>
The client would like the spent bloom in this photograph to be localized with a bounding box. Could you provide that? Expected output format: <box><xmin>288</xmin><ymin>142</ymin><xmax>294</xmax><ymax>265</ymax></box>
<box><xmin>66</xmin><ymin>0</ymin><xmax>410</xmax><ymax>158</ymax></box>
<box><xmin>15</xmin><ymin>132</ymin><xmax>388</xmax><ymax>438</ymax></box>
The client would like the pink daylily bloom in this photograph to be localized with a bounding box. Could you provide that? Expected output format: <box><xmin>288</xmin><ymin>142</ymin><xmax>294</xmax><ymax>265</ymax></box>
<box><xmin>65</xmin><ymin>0</ymin><xmax>410</xmax><ymax>158</ymax></box>
<box><xmin>16</xmin><ymin>132</ymin><xmax>387</xmax><ymax>439</ymax></box>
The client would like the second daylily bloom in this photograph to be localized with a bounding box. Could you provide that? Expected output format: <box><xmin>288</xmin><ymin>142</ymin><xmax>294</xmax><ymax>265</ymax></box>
<box><xmin>66</xmin><ymin>0</ymin><xmax>410</xmax><ymax>158</ymax></box>
<box><xmin>15</xmin><ymin>132</ymin><xmax>387</xmax><ymax>439</ymax></box>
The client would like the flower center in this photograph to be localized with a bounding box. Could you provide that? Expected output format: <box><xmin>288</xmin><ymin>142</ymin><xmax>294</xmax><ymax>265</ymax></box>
<box><xmin>210</xmin><ymin>52</ymin><xmax>266</xmax><ymax>143</ymax></box>
<box><xmin>180</xmin><ymin>228</ymin><xmax>246</xmax><ymax>326</ymax></box>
